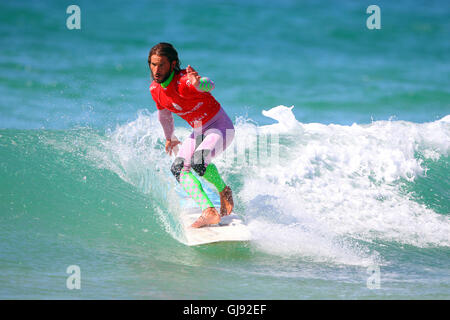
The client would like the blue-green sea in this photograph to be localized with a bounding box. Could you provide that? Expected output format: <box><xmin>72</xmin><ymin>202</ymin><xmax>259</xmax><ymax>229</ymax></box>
<box><xmin>1</xmin><ymin>0</ymin><xmax>449</xmax><ymax>299</ymax></box>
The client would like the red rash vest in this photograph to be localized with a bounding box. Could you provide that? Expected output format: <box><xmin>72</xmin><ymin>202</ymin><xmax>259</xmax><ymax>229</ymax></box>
<box><xmin>149</xmin><ymin>69</ymin><xmax>221</xmax><ymax>128</ymax></box>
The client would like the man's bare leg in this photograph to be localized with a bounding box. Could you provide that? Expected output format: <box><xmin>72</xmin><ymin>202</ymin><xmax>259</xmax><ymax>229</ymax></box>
<box><xmin>219</xmin><ymin>186</ymin><xmax>234</xmax><ymax>216</ymax></box>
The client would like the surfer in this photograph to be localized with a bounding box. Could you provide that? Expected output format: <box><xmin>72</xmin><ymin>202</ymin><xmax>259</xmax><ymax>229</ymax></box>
<box><xmin>148</xmin><ymin>42</ymin><xmax>234</xmax><ymax>228</ymax></box>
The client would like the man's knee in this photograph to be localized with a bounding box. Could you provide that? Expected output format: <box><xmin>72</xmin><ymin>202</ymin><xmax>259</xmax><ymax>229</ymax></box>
<box><xmin>171</xmin><ymin>157</ymin><xmax>185</xmax><ymax>182</ymax></box>
<box><xmin>191</xmin><ymin>149</ymin><xmax>210</xmax><ymax>176</ymax></box>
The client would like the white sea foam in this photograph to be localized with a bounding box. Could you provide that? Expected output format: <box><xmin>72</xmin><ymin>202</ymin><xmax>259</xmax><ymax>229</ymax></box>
<box><xmin>225</xmin><ymin>106</ymin><xmax>450</xmax><ymax>265</ymax></box>
<box><xmin>81</xmin><ymin>109</ymin><xmax>192</xmax><ymax>241</ymax></box>
<box><xmin>72</xmin><ymin>106</ymin><xmax>449</xmax><ymax>266</ymax></box>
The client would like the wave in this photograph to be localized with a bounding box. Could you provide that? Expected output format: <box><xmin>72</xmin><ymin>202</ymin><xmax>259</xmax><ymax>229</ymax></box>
<box><xmin>230</xmin><ymin>106</ymin><xmax>449</xmax><ymax>265</ymax></box>
<box><xmin>2</xmin><ymin>106</ymin><xmax>448</xmax><ymax>266</ymax></box>
<box><xmin>92</xmin><ymin>105</ymin><xmax>449</xmax><ymax>265</ymax></box>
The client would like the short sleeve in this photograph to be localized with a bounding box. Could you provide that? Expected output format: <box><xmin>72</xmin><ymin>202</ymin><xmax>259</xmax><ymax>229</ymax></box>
<box><xmin>150</xmin><ymin>83</ymin><xmax>165</xmax><ymax>110</ymax></box>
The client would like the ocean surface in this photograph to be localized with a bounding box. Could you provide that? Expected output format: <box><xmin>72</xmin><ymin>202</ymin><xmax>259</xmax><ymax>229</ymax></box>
<box><xmin>0</xmin><ymin>0</ymin><xmax>449</xmax><ymax>299</ymax></box>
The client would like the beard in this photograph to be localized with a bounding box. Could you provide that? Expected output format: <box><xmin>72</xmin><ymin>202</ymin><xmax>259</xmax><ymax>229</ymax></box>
<box><xmin>152</xmin><ymin>66</ymin><xmax>173</xmax><ymax>84</ymax></box>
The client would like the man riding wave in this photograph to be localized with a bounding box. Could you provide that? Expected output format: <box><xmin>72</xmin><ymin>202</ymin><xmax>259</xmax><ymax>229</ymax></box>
<box><xmin>148</xmin><ymin>42</ymin><xmax>234</xmax><ymax>228</ymax></box>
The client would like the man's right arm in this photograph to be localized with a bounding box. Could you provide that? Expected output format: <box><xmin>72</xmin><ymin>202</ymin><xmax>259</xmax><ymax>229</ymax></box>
<box><xmin>158</xmin><ymin>108</ymin><xmax>175</xmax><ymax>141</ymax></box>
<box><xmin>151</xmin><ymin>85</ymin><xmax>180</xmax><ymax>155</ymax></box>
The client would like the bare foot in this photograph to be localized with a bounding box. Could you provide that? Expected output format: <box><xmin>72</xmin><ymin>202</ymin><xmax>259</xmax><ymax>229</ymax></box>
<box><xmin>191</xmin><ymin>207</ymin><xmax>220</xmax><ymax>228</ymax></box>
<box><xmin>219</xmin><ymin>186</ymin><xmax>234</xmax><ymax>217</ymax></box>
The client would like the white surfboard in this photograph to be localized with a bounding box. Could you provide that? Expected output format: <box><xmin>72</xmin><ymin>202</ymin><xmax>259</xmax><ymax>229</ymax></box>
<box><xmin>178</xmin><ymin>207</ymin><xmax>251</xmax><ymax>246</ymax></box>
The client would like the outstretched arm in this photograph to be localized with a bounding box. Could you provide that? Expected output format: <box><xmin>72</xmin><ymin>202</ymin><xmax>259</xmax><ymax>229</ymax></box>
<box><xmin>186</xmin><ymin>65</ymin><xmax>215</xmax><ymax>93</ymax></box>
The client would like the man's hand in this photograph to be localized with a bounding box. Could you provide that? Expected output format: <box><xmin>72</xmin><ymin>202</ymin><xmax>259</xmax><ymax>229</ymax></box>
<box><xmin>186</xmin><ymin>65</ymin><xmax>201</xmax><ymax>89</ymax></box>
<box><xmin>165</xmin><ymin>139</ymin><xmax>181</xmax><ymax>156</ymax></box>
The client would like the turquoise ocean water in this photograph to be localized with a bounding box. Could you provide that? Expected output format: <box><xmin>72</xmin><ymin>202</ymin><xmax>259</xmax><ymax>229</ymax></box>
<box><xmin>0</xmin><ymin>0</ymin><xmax>449</xmax><ymax>299</ymax></box>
